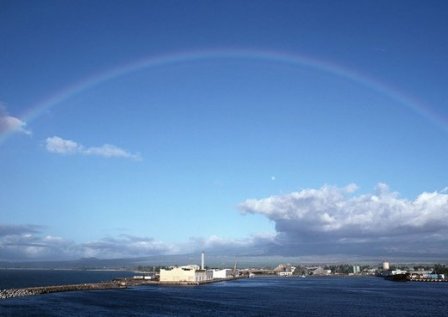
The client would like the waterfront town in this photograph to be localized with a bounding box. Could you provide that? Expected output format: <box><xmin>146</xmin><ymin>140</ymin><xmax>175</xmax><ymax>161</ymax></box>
<box><xmin>155</xmin><ymin>259</ymin><xmax>447</xmax><ymax>283</ymax></box>
<box><xmin>148</xmin><ymin>253</ymin><xmax>448</xmax><ymax>283</ymax></box>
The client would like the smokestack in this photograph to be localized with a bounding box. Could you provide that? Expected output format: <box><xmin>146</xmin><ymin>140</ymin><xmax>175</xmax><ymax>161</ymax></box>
<box><xmin>201</xmin><ymin>251</ymin><xmax>205</xmax><ymax>270</ymax></box>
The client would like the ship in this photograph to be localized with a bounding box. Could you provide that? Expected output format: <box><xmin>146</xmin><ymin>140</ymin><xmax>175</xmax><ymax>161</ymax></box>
<box><xmin>383</xmin><ymin>271</ymin><xmax>410</xmax><ymax>282</ymax></box>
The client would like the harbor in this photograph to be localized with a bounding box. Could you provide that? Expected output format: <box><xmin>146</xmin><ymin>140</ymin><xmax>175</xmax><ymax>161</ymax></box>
<box><xmin>0</xmin><ymin>275</ymin><xmax>246</xmax><ymax>300</ymax></box>
<box><xmin>2</xmin><ymin>258</ymin><xmax>447</xmax><ymax>300</ymax></box>
<box><xmin>0</xmin><ymin>252</ymin><xmax>245</xmax><ymax>299</ymax></box>
<box><xmin>380</xmin><ymin>261</ymin><xmax>447</xmax><ymax>283</ymax></box>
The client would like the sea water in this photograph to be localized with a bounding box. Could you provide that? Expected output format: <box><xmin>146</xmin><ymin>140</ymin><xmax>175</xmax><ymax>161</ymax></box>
<box><xmin>1</xmin><ymin>273</ymin><xmax>448</xmax><ymax>316</ymax></box>
<box><xmin>0</xmin><ymin>269</ymin><xmax>135</xmax><ymax>289</ymax></box>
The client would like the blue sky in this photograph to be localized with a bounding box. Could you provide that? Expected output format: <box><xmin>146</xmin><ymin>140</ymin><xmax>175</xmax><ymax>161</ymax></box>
<box><xmin>1</xmin><ymin>0</ymin><xmax>448</xmax><ymax>262</ymax></box>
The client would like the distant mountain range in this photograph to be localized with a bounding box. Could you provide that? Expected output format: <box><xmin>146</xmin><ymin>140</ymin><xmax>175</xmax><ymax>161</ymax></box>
<box><xmin>2</xmin><ymin>255</ymin><xmax>442</xmax><ymax>270</ymax></box>
<box><xmin>0</xmin><ymin>254</ymin><xmax>288</xmax><ymax>270</ymax></box>
<box><xmin>0</xmin><ymin>254</ymin><xmax>353</xmax><ymax>270</ymax></box>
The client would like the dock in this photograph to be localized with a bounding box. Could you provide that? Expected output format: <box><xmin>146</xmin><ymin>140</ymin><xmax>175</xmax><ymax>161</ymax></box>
<box><xmin>157</xmin><ymin>276</ymin><xmax>246</xmax><ymax>286</ymax></box>
<box><xmin>410</xmin><ymin>278</ymin><xmax>448</xmax><ymax>283</ymax></box>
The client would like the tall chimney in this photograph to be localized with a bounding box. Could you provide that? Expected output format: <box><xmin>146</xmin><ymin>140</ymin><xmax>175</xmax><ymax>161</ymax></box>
<box><xmin>201</xmin><ymin>251</ymin><xmax>205</xmax><ymax>270</ymax></box>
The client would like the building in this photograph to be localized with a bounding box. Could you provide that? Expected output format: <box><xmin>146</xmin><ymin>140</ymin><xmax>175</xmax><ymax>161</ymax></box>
<box><xmin>308</xmin><ymin>266</ymin><xmax>332</xmax><ymax>275</ymax></box>
<box><xmin>383</xmin><ymin>262</ymin><xmax>390</xmax><ymax>270</ymax></box>
<box><xmin>160</xmin><ymin>266</ymin><xmax>198</xmax><ymax>282</ymax></box>
<box><xmin>278</xmin><ymin>271</ymin><xmax>293</xmax><ymax>277</ymax></box>
<box><xmin>211</xmin><ymin>269</ymin><xmax>234</xmax><ymax>279</ymax></box>
<box><xmin>160</xmin><ymin>265</ymin><xmax>211</xmax><ymax>283</ymax></box>
<box><xmin>383</xmin><ymin>269</ymin><xmax>407</xmax><ymax>277</ymax></box>
<box><xmin>133</xmin><ymin>273</ymin><xmax>155</xmax><ymax>280</ymax></box>
<box><xmin>274</xmin><ymin>263</ymin><xmax>295</xmax><ymax>276</ymax></box>
<box><xmin>159</xmin><ymin>252</ymin><xmax>213</xmax><ymax>283</ymax></box>
<box><xmin>353</xmin><ymin>266</ymin><xmax>361</xmax><ymax>274</ymax></box>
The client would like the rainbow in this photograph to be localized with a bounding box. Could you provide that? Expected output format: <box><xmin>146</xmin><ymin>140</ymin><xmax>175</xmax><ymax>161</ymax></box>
<box><xmin>2</xmin><ymin>48</ymin><xmax>446</xmax><ymax>143</ymax></box>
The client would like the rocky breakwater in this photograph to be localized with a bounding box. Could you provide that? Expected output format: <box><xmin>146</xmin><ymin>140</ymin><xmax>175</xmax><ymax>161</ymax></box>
<box><xmin>1</xmin><ymin>281</ymin><xmax>126</xmax><ymax>299</ymax></box>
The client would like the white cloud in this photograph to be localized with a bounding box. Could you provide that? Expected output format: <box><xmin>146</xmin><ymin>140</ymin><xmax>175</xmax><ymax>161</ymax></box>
<box><xmin>83</xmin><ymin>144</ymin><xmax>141</xmax><ymax>160</ymax></box>
<box><xmin>239</xmin><ymin>184</ymin><xmax>448</xmax><ymax>257</ymax></box>
<box><xmin>46</xmin><ymin>136</ymin><xmax>82</xmax><ymax>154</ymax></box>
<box><xmin>0</xmin><ymin>107</ymin><xmax>31</xmax><ymax>135</ymax></box>
<box><xmin>45</xmin><ymin>136</ymin><xmax>141</xmax><ymax>160</ymax></box>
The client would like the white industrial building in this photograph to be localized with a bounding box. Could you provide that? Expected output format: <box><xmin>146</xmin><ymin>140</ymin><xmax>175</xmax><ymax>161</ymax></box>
<box><xmin>278</xmin><ymin>271</ymin><xmax>293</xmax><ymax>277</ymax></box>
<box><xmin>211</xmin><ymin>269</ymin><xmax>234</xmax><ymax>279</ymax></box>
<box><xmin>159</xmin><ymin>266</ymin><xmax>204</xmax><ymax>283</ymax></box>
<box><xmin>159</xmin><ymin>252</ymin><xmax>213</xmax><ymax>283</ymax></box>
<box><xmin>308</xmin><ymin>266</ymin><xmax>332</xmax><ymax>275</ymax></box>
<box><xmin>274</xmin><ymin>263</ymin><xmax>295</xmax><ymax>276</ymax></box>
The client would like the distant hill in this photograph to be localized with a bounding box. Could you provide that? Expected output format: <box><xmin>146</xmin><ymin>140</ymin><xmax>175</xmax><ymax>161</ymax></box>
<box><xmin>3</xmin><ymin>254</ymin><xmax>438</xmax><ymax>270</ymax></box>
<box><xmin>0</xmin><ymin>254</ymin><xmax>305</xmax><ymax>270</ymax></box>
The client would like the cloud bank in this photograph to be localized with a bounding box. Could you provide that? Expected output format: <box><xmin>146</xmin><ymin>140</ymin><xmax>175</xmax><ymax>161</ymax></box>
<box><xmin>45</xmin><ymin>136</ymin><xmax>141</xmax><ymax>160</ymax></box>
<box><xmin>0</xmin><ymin>224</ymin><xmax>75</xmax><ymax>261</ymax></box>
<box><xmin>0</xmin><ymin>221</ymin><xmax>277</xmax><ymax>262</ymax></box>
<box><xmin>0</xmin><ymin>225</ymin><xmax>171</xmax><ymax>261</ymax></box>
<box><xmin>0</xmin><ymin>224</ymin><xmax>268</xmax><ymax>261</ymax></box>
<box><xmin>2</xmin><ymin>184</ymin><xmax>447</xmax><ymax>262</ymax></box>
<box><xmin>239</xmin><ymin>184</ymin><xmax>448</xmax><ymax>258</ymax></box>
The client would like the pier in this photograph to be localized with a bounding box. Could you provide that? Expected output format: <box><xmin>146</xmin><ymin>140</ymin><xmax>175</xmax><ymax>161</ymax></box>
<box><xmin>0</xmin><ymin>281</ymin><xmax>126</xmax><ymax>299</ymax></box>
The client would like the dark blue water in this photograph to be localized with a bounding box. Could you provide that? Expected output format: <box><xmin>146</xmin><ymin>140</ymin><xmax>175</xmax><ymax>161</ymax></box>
<box><xmin>1</xmin><ymin>274</ymin><xmax>448</xmax><ymax>316</ymax></box>
<box><xmin>0</xmin><ymin>269</ymin><xmax>135</xmax><ymax>289</ymax></box>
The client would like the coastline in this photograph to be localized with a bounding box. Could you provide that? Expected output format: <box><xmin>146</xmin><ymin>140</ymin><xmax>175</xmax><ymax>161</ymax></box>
<box><xmin>0</xmin><ymin>276</ymin><xmax>246</xmax><ymax>300</ymax></box>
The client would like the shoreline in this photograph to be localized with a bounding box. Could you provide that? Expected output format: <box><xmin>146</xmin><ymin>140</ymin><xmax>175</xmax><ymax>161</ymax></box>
<box><xmin>0</xmin><ymin>276</ymin><xmax>246</xmax><ymax>300</ymax></box>
<box><xmin>2</xmin><ymin>274</ymin><xmax>447</xmax><ymax>300</ymax></box>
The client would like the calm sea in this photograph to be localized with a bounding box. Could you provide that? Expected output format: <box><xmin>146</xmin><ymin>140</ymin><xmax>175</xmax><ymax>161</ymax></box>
<box><xmin>0</xmin><ymin>269</ymin><xmax>135</xmax><ymax>289</ymax></box>
<box><xmin>1</xmin><ymin>272</ymin><xmax>448</xmax><ymax>316</ymax></box>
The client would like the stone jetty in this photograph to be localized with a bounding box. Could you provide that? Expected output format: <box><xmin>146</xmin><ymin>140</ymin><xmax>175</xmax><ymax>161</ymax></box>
<box><xmin>0</xmin><ymin>281</ymin><xmax>125</xmax><ymax>300</ymax></box>
<box><xmin>1</xmin><ymin>276</ymin><xmax>245</xmax><ymax>300</ymax></box>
